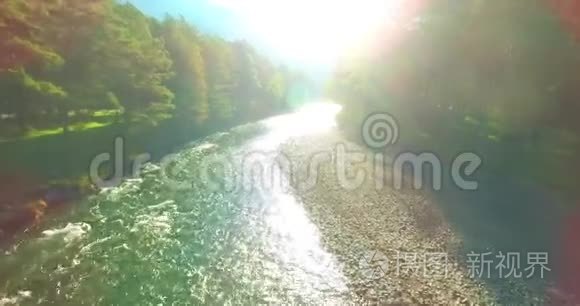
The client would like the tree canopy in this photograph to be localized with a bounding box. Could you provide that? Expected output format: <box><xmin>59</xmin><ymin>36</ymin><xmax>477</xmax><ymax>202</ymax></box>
<box><xmin>328</xmin><ymin>0</ymin><xmax>580</xmax><ymax>190</ymax></box>
<box><xmin>0</xmin><ymin>0</ymin><xmax>295</xmax><ymax>135</ymax></box>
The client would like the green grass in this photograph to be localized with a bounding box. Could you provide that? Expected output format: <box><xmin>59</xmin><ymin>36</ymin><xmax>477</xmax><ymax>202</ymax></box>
<box><xmin>1</xmin><ymin>108</ymin><xmax>120</xmax><ymax>142</ymax></box>
<box><xmin>23</xmin><ymin>127</ymin><xmax>65</xmax><ymax>139</ymax></box>
<box><xmin>0</xmin><ymin>117</ymin><xmax>214</xmax><ymax>185</ymax></box>
<box><xmin>23</xmin><ymin>121</ymin><xmax>112</xmax><ymax>140</ymax></box>
<box><xmin>93</xmin><ymin>109</ymin><xmax>121</xmax><ymax>118</ymax></box>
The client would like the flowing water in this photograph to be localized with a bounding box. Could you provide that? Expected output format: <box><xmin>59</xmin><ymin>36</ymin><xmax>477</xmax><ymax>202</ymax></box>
<box><xmin>0</xmin><ymin>103</ymin><xmax>352</xmax><ymax>305</ymax></box>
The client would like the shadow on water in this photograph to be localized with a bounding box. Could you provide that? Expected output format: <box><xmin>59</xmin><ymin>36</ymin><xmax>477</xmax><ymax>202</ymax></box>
<box><xmin>0</xmin><ymin>119</ymin><xmax>264</xmax><ymax>182</ymax></box>
<box><xmin>426</xmin><ymin>174</ymin><xmax>572</xmax><ymax>303</ymax></box>
<box><xmin>377</xmin><ymin>120</ymin><xmax>578</xmax><ymax>303</ymax></box>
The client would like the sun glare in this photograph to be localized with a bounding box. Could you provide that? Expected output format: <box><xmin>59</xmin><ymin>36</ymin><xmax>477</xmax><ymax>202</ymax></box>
<box><xmin>213</xmin><ymin>0</ymin><xmax>403</xmax><ymax>65</ymax></box>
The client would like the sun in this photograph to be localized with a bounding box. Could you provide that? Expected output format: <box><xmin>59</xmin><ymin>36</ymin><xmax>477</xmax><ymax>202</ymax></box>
<box><xmin>213</xmin><ymin>0</ymin><xmax>403</xmax><ymax>65</ymax></box>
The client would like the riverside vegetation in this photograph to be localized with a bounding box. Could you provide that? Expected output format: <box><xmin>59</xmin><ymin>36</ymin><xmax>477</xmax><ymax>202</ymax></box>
<box><xmin>0</xmin><ymin>0</ymin><xmax>311</xmax><ymax>241</ymax></box>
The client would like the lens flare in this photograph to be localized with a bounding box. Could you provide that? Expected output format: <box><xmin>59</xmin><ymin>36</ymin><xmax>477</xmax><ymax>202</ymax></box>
<box><xmin>212</xmin><ymin>0</ymin><xmax>404</xmax><ymax>65</ymax></box>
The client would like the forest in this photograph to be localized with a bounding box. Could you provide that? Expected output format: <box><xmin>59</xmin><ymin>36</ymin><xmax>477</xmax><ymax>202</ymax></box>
<box><xmin>329</xmin><ymin>0</ymin><xmax>580</xmax><ymax>194</ymax></box>
<box><xmin>0</xmin><ymin>0</ymin><xmax>308</xmax><ymax>184</ymax></box>
<box><xmin>0</xmin><ymin>0</ymin><xmax>299</xmax><ymax>138</ymax></box>
<box><xmin>1</xmin><ymin>1</ymin><xmax>580</xmax><ymax>303</ymax></box>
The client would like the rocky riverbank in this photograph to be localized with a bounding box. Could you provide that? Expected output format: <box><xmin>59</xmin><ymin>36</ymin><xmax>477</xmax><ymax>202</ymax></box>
<box><xmin>281</xmin><ymin>130</ymin><xmax>550</xmax><ymax>304</ymax></box>
<box><xmin>0</xmin><ymin>177</ymin><xmax>94</xmax><ymax>244</ymax></box>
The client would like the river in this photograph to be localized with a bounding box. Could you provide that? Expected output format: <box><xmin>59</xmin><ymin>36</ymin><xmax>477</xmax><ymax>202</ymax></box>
<box><xmin>0</xmin><ymin>103</ymin><xmax>354</xmax><ymax>305</ymax></box>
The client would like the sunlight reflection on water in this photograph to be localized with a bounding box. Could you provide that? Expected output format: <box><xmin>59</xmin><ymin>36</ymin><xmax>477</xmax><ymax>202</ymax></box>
<box><xmin>247</xmin><ymin>101</ymin><xmax>349</xmax><ymax>302</ymax></box>
<box><xmin>257</xmin><ymin>101</ymin><xmax>342</xmax><ymax>149</ymax></box>
<box><xmin>0</xmin><ymin>101</ymin><xmax>351</xmax><ymax>304</ymax></box>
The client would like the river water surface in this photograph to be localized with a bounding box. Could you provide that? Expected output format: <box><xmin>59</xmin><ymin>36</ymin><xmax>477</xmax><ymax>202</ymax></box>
<box><xmin>0</xmin><ymin>103</ymin><xmax>353</xmax><ymax>305</ymax></box>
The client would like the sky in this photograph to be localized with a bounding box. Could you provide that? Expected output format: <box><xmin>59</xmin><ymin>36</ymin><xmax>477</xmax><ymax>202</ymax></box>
<box><xmin>127</xmin><ymin>0</ymin><xmax>400</xmax><ymax>76</ymax></box>
<box><xmin>126</xmin><ymin>0</ymin><xmax>247</xmax><ymax>40</ymax></box>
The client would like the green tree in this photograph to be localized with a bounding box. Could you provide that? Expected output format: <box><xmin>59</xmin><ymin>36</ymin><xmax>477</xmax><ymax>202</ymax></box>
<box><xmin>92</xmin><ymin>3</ymin><xmax>174</xmax><ymax>126</ymax></box>
<box><xmin>160</xmin><ymin>17</ymin><xmax>209</xmax><ymax>126</ymax></box>
<box><xmin>202</xmin><ymin>37</ymin><xmax>236</xmax><ymax>123</ymax></box>
<box><xmin>0</xmin><ymin>0</ymin><xmax>107</xmax><ymax>132</ymax></box>
<box><xmin>231</xmin><ymin>41</ymin><xmax>263</xmax><ymax>121</ymax></box>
